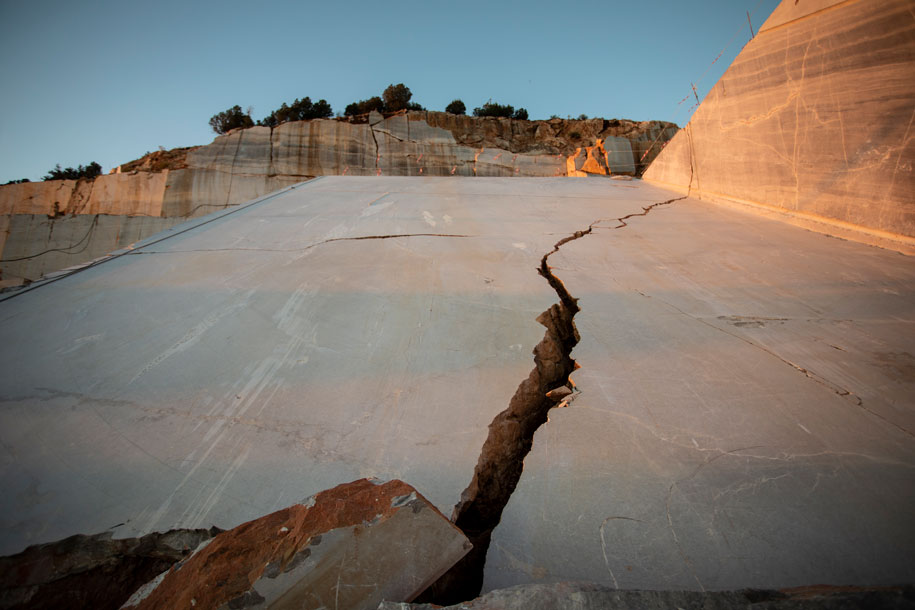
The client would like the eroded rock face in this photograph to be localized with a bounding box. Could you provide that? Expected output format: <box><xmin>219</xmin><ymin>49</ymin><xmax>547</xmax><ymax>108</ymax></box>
<box><xmin>0</xmin><ymin>528</ymin><xmax>220</xmax><ymax>610</ymax></box>
<box><xmin>124</xmin><ymin>479</ymin><xmax>471</xmax><ymax>610</ymax></box>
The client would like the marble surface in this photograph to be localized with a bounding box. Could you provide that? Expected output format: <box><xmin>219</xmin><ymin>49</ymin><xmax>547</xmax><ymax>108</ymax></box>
<box><xmin>643</xmin><ymin>0</ymin><xmax>915</xmax><ymax>243</ymax></box>
<box><xmin>0</xmin><ymin>177</ymin><xmax>667</xmax><ymax>556</ymax></box>
<box><xmin>0</xmin><ymin>177</ymin><xmax>911</xmax><ymax>595</ymax></box>
<box><xmin>486</xmin><ymin>191</ymin><xmax>915</xmax><ymax>591</ymax></box>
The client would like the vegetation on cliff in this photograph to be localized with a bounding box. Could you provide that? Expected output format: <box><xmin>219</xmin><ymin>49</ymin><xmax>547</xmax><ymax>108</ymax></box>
<box><xmin>345</xmin><ymin>83</ymin><xmax>424</xmax><ymax>116</ymax></box>
<box><xmin>42</xmin><ymin>162</ymin><xmax>102</xmax><ymax>181</ymax></box>
<box><xmin>445</xmin><ymin>100</ymin><xmax>466</xmax><ymax>115</ymax></box>
<box><xmin>259</xmin><ymin>97</ymin><xmax>333</xmax><ymax>127</ymax></box>
<box><xmin>473</xmin><ymin>101</ymin><xmax>528</xmax><ymax>121</ymax></box>
<box><xmin>209</xmin><ymin>105</ymin><xmax>254</xmax><ymax>135</ymax></box>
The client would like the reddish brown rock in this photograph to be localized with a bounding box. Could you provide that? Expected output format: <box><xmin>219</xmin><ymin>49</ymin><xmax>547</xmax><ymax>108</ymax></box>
<box><xmin>124</xmin><ymin>479</ymin><xmax>471</xmax><ymax>610</ymax></box>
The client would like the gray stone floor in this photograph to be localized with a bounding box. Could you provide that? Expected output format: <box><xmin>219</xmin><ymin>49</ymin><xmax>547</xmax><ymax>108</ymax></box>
<box><xmin>0</xmin><ymin>177</ymin><xmax>911</xmax><ymax>592</ymax></box>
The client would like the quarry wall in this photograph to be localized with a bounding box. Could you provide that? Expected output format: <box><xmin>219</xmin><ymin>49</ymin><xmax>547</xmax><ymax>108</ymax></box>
<box><xmin>0</xmin><ymin>112</ymin><xmax>676</xmax><ymax>283</ymax></box>
<box><xmin>643</xmin><ymin>0</ymin><xmax>915</xmax><ymax>249</ymax></box>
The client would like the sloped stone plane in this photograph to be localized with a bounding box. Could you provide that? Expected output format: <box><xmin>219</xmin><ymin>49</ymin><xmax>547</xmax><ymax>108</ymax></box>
<box><xmin>643</xmin><ymin>0</ymin><xmax>915</xmax><ymax>250</ymax></box>
<box><xmin>122</xmin><ymin>479</ymin><xmax>470</xmax><ymax>610</ymax></box>
<box><xmin>0</xmin><ymin>177</ymin><xmax>633</xmax><ymax>557</ymax></box>
<box><xmin>485</xmin><ymin>190</ymin><xmax>915</xmax><ymax>591</ymax></box>
<box><xmin>0</xmin><ymin>176</ymin><xmax>912</xmax><ymax>604</ymax></box>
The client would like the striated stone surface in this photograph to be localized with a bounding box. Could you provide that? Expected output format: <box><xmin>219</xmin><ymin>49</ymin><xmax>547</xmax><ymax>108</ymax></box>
<box><xmin>124</xmin><ymin>479</ymin><xmax>470</xmax><ymax>610</ymax></box>
<box><xmin>0</xmin><ymin>528</ymin><xmax>219</xmax><ymax>610</ymax></box>
<box><xmin>80</xmin><ymin>173</ymin><xmax>168</xmax><ymax>217</ymax></box>
<box><xmin>643</xmin><ymin>0</ymin><xmax>915</xmax><ymax>246</ymax></box>
<box><xmin>0</xmin><ymin>174</ymin><xmax>167</xmax><ymax>218</ymax></box>
<box><xmin>0</xmin><ymin>180</ymin><xmax>79</xmax><ymax>216</ymax></box>
<box><xmin>160</xmin><ymin>169</ymin><xmax>299</xmax><ymax>218</ymax></box>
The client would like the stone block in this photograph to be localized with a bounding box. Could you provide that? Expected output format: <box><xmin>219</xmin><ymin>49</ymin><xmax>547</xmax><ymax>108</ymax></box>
<box><xmin>123</xmin><ymin>479</ymin><xmax>471</xmax><ymax>610</ymax></box>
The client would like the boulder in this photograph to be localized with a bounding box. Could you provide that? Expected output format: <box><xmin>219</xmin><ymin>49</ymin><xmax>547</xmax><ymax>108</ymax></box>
<box><xmin>123</xmin><ymin>479</ymin><xmax>471</xmax><ymax>610</ymax></box>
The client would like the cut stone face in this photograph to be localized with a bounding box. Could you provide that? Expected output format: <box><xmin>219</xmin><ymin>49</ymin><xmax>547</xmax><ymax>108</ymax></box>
<box><xmin>643</xmin><ymin>0</ymin><xmax>915</xmax><ymax>248</ymax></box>
<box><xmin>122</xmin><ymin>479</ymin><xmax>471</xmax><ymax>610</ymax></box>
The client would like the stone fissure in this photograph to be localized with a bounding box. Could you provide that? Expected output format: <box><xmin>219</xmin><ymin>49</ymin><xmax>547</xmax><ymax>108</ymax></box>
<box><xmin>369</xmin><ymin>124</ymin><xmax>381</xmax><ymax>171</ymax></box>
<box><xmin>224</xmin><ymin>132</ymin><xmax>244</xmax><ymax>207</ymax></box>
<box><xmin>420</xmin><ymin>195</ymin><xmax>686</xmax><ymax>605</ymax></box>
<box><xmin>123</xmin><ymin>233</ymin><xmax>473</xmax><ymax>255</ymax></box>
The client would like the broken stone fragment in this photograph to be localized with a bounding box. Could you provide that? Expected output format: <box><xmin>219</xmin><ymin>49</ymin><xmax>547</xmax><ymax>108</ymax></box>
<box><xmin>0</xmin><ymin>527</ymin><xmax>220</xmax><ymax>610</ymax></box>
<box><xmin>122</xmin><ymin>479</ymin><xmax>471</xmax><ymax>610</ymax></box>
<box><xmin>545</xmin><ymin>386</ymin><xmax>572</xmax><ymax>401</ymax></box>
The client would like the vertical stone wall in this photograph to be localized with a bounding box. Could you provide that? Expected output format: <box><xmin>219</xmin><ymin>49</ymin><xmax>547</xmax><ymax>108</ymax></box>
<box><xmin>643</xmin><ymin>0</ymin><xmax>915</xmax><ymax>244</ymax></box>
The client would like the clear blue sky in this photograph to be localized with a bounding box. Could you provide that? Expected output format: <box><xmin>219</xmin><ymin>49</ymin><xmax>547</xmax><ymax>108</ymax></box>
<box><xmin>0</xmin><ymin>0</ymin><xmax>780</xmax><ymax>184</ymax></box>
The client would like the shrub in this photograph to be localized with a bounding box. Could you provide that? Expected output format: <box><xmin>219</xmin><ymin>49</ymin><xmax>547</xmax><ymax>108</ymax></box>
<box><xmin>472</xmin><ymin>102</ymin><xmax>528</xmax><ymax>120</ymax></box>
<box><xmin>473</xmin><ymin>101</ymin><xmax>515</xmax><ymax>118</ymax></box>
<box><xmin>344</xmin><ymin>96</ymin><xmax>385</xmax><ymax>116</ymax></box>
<box><xmin>382</xmin><ymin>83</ymin><xmax>413</xmax><ymax>112</ymax></box>
<box><xmin>209</xmin><ymin>105</ymin><xmax>254</xmax><ymax>134</ymax></box>
<box><xmin>4</xmin><ymin>178</ymin><xmax>30</xmax><ymax>185</ymax></box>
<box><xmin>259</xmin><ymin>97</ymin><xmax>333</xmax><ymax>127</ymax></box>
<box><xmin>406</xmin><ymin>101</ymin><xmax>425</xmax><ymax>111</ymax></box>
<box><xmin>445</xmin><ymin>99</ymin><xmax>466</xmax><ymax>115</ymax></box>
<box><xmin>577</xmin><ymin>113</ymin><xmax>589</xmax><ymax>120</ymax></box>
<box><xmin>43</xmin><ymin>162</ymin><xmax>102</xmax><ymax>181</ymax></box>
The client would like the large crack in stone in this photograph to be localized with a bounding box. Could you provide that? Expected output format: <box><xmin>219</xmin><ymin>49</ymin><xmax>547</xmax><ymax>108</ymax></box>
<box><xmin>417</xmin><ymin>238</ymin><xmax>585</xmax><ymax>605</ymax></box>
<box><xmin>419</xmin><ymin>195</ymin><xmax>686</xmax><ymax>605</ymax></box>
